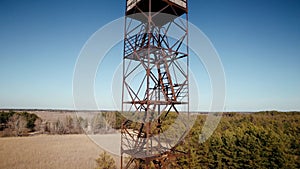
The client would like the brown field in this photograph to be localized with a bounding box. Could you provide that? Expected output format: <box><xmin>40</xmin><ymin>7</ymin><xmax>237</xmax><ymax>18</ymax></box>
<box><xmin>0</xmin><ymin>134</ymin><xmax>119</xmax><ymax>169</ymax></box>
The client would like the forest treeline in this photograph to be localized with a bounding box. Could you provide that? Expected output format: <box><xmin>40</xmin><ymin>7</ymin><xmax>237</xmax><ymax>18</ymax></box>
<box><xmin>176</xmin><ymin>111</ymin><xmax>300</xmax><ymax>168</ymax></box>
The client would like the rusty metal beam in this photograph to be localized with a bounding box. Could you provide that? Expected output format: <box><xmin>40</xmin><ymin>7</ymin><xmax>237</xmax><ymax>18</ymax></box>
<box><xmin>122</xmin><ymin>0</ymin><xmax>189</xmax><ymax>168</ymax></box>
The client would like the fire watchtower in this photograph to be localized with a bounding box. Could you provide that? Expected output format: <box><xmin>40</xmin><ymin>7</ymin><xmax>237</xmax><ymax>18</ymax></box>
<box><xmin>121</xmin><ymin>0</ymin><xmax>189</xmax><ymax>168</ymax></box>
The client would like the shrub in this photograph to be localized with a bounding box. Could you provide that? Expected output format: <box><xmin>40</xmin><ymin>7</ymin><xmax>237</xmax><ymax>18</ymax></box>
<box><xmin>95</xmin><ymin>152</ymin><xmax>117</xmax><ymax>169</ymax></box>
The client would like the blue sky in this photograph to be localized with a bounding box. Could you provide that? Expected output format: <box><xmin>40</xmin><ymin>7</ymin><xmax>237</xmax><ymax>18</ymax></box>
<box><xmin>0</xmin><ymin>0</ymin><xmax>299</xmax><ymax>111</ymax></box>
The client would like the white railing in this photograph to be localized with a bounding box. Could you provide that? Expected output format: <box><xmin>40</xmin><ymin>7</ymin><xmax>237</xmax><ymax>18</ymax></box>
<box><xmin>169</xmin><ymin>0</ymin><xmax>187</xmax><ymax>8</ymax></box>
<box><xmin>127</xmin><ymin>0</ymin><xmax>142</xmax><ymax>11</ymax></box>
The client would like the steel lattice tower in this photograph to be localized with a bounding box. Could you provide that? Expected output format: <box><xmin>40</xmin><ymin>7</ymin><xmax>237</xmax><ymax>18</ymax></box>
<box><xmin>121</xmin><ymin>0</ymin><xmax>189</xmax><ymax>168</ymax></box>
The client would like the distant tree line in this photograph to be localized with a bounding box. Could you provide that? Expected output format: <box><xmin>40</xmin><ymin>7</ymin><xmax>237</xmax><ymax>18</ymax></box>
<box><xmin>42</xmin><ymin>115</ymin><xmax>85</xmax><ymax>135</ymax></box>
<box><xmin>0</xmin><ymin>111</ymin><xmax>124</xmax><ymax>137</ymax></box>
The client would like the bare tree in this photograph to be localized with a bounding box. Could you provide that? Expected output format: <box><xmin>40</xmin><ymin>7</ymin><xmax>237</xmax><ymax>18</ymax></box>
<box><xmin>7</xmin><ymin>114</ymin><xmax>28</xmax><ymax>136</ymax></box>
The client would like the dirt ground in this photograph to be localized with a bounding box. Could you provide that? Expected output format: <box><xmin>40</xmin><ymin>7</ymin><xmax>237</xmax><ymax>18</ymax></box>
<box><xmin>0</xmin><ymin>134</ymin><xmax>120</xmax><ymax>169</ymax></box>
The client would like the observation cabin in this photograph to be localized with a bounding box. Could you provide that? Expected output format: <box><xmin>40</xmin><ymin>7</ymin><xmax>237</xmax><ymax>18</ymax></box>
<box><xmin>126</xmin><ymin>0</ymin><xmax>187</xmax><ymax>26</ymax></box>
